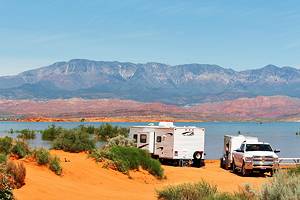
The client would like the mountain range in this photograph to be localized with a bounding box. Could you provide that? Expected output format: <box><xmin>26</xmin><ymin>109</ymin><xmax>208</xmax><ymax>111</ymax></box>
<box><xmin>1</xmin><ymin>59</ymin><xmax>300</xmax><ymax>105</ymax></box>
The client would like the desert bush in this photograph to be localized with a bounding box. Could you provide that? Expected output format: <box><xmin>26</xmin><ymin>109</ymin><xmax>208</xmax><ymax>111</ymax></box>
<box><xmin>89</xmin><ymin>148</ymin><xmax>108</xmax><ymax>162</ymax></box>
<box><xmin>78</xmin><ymin>125</ymin><xmax>96</xmax><ymax>135</ymax></box>
<box><xmin>41</xmin><ymin>124</ymin><xmax>63</xmax><ymax>141</ymax></box>
<box><xmin>52</xmin><ymin>129</ymin><xmax>95</xmax><ymax>152</ymax></box>
<box><xmin>16</xmin><ymin>129</ymin><xmax>36</xmax><ymax>140</ymax></box>
<box><xmin>157</xmin><ymin>181</ymin><xmax>255</xmax><ymax>200</ymax></box>
<box><xmin>157</xmin><ymin>181</ymin><xmax>218</xmax><ymax>200</ymax></box>
<box><xmin>11</xmin><ymin>140</ymin><xmax>30</xmax><ymax>159</ymax></box>
<box><xmin>0</xmin><ymin>137</ymin><xmax>13</xmax><ymax>155</ymax></box>
<box><xmin>106</xmin><ymin>135</ymin><xmax>136</xmax><ymax>148</ymax></box>
<box><xmin>49</xmin><ymin>156</ymin><xmax>62</xmax><ymax>175</ymax></box>
<box><xmin>259</xmin><ymin>171</ymin><xmax>300</xmax><ymax>200</ymax></box>
<box><xmin>6</xmin><ymin>161</ymin><xmax>26</xmax><ymax>189</ymax></box>
<box><xmin>288</xmin><ymin>166</ymin><xmax>300</xmax><ymax>175</ymax></box>
<box><xmin>0</xmin><ymin>174</ymin><xmax>14</xmax><ymax>200</ymax></box>
<box><xmin>91</xmin><ymin>146</ymin><xmax>164</xmax><ymax>178</ymax></box>
<box><xmin>0</xmin><ymin>154</ymin><xmax>7</xmax><ymax>164</ymax></box>
<box><xmin>96</xmin><ymin>123</ymin><xmax>129</xmax><ymax>141</ymax></box>
<box><xmin>33</xmin><ymin>148</ymin><xmax>50</xmax><ymax>165</ymax></box>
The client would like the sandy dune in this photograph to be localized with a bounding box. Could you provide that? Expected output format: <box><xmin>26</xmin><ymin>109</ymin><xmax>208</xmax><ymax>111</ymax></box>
<box><xmin>14</xmin><ymin>151</ymin><xmax>267</xmax><ymax>200</ymax></box>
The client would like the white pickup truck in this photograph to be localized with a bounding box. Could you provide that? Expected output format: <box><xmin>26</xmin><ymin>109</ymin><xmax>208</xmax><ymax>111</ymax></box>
<box><xmin>232</xmin><ymin>141</ymin><xmax>280</xmax><ymax>176</ymax></box>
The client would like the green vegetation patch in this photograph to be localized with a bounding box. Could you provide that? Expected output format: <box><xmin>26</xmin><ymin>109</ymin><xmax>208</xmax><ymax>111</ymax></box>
<box><xmin>41</xmin><ymin>124</ymin><xmax>64</xmax><ymax>141</ymax></box>
<box><xmin>16</xmin><ymin>129</ymin><xmax>36</xmax><ymax>140</ymax></box>
<box><xmin>0</xmin><ymin>137</ymin><xmax>13</xmax><ymax>155</ymax></box>
<box><xmin>49</xmin><ymin>156</ymin><xmax>62</xmax><ymax>175</ymax></box>
<box><xmin>96</xmin><ymin>123</ymin><xmax>129</xmax><ymax>141</ymax></box>
<box><xmin>157</xmin><ymin>170</ymin><xmax>300</xmax><ymax>200</ymax></box>
<box><xmin>52</xmin><ymin>129</ymin><xmax>95</xmax><ymax>153</ymax></box>
<box><xmin>91</xmin><ymin>146</ymin><xmax>164</xmax><ymax>178</ymax></box>
<box><xmin>10</xmin><ymin>141</ymin><xmax>31</xmax><ymax>159</ymax></box>
<box><xmin>33</xmin><ymin>148</ymin><xmax>50</xmax><ymax>165</ymax></box>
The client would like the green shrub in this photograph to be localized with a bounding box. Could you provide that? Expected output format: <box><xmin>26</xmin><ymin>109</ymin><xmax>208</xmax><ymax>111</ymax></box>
<box><xmin>0</xmin><ymin>137</ymin><xmax>13</xmax><ymax>155</ymax></box>
<box><xmin>34</xmin><ymin>148</ymin><xmax>50</xmax><ymax>165</ymax></box>
<box><xmin>0</xmin><ymin>174</ymin><xmax>14</xmax><ymax>200</ymax></box>
<box><xmin>106</xmin><ymin>135</ymin><xmax>135</xmax><ymax>148</ymax></box>
<box><xmin>78</xmin><ymin>125</ymin><xmax>96</xmax><ymax>135</ymax></box>
<box><xmin>259</xmin><ymin>171</ymin><xmax>300</xmax><ymax>200</ymax></box>
<box><xmin>49</xmin><ymin>156</ymin><xmax>62</xmax><ymax>175</ymax></box>
<box><xmin>0</xmin><ymin>154</ymin><xmax>7</xmax><ymax>164</ymax></box>
<box><xmin>287</xmin><ymin>166</ymin><xmax>300</xmax><ymax>175</ymax></box>
<box><xmin>41</xmin><ymin>124</ymin><xmax>63</xmax><ymax>141</ymax></box>
<box><xmin>157</xmin><ymin>181</ymin><xmax>218</xmax><ymax>200</ymax></box>
<box><xmin>91</xmin><ymin>146</ymin><xmax>164</xmax><ymax>178</ymax></box>
<box><xmin>89</xmin><ymin>148</ymin><xmax>108</xmax><ymax>162</ymax></box>
<box><xmin>16</xmin><ymin>129</ymin><xmax>36</xmax><ymax>140</ymax></box>
<box><xmin>52</xmin><ymin>129</ymin><xmax>95</xmax><ymax>153</ymax></box>
<box><xmin>0</xmin><ymin>187</ymin><xmax>14</xmax><ymax>200</ymax></box>
<box><xmin>6</xmin><ymin>161</ymin><xmax>26</xmax><ymax>189</ymax></box>
<box><xmin>157</xmin><ymin>181</ymin><xmax>255</xmax><ymax>200</ymax></box>
<box><xmin>11</xmin><ymin>141</ymin><xmax>30</xmax><ymax>159</ymax></box>
<box><xmin>96</xmin><ymin>123</ymin><xmax>129</xmax><ymax>141</ymax></box>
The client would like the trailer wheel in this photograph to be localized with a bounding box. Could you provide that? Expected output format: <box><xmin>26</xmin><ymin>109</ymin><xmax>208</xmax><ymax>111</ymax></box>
<box><xmin>193</xmin><ymin>151</ymin><xmax>202</xmax><ymax>160</ymax></box>
<box><xmin>193</xmin><ymin>151</ymin><xmax>203</xmax><ymax>168</ymax></box>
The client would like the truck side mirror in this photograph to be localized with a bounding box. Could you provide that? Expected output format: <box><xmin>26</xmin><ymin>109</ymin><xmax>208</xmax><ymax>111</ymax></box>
<box><xmin>274</xmin><ymin>149</ymin><xmax>280</xmax><ymax>153</ymax></box>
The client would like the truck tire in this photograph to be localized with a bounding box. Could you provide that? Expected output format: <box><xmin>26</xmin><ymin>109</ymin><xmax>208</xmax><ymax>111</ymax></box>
<box><xmin>220</xmin><ymin>158</ymin><xmax>224</xmax><ymax>168</ymax></box>
<box><xmin>241</xmin><ymin>162</ymin><xmax>249</xmax><ymax>177</ymax></box>
<box><xmin>232</xmin><ymin>159</ymin><xmax>237</xmax><ymax>173</ymax></box>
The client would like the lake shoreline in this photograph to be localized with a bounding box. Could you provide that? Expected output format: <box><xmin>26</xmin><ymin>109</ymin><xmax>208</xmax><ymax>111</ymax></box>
<box><xmin>1</xmin><ymin>117</ymin><xmax>300</xmax><ymax>123</ymax></box>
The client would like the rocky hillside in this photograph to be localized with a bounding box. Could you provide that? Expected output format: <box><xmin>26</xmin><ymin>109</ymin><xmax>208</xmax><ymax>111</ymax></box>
<box><xmin>1</xmin><ymin>59</ymin><xmax>300</xmax><ymax>105</ymax></box>
<box><xmin>1</xmin><ymin>96</ymin><xmax>300</xmax><ymax>121</ymax></box>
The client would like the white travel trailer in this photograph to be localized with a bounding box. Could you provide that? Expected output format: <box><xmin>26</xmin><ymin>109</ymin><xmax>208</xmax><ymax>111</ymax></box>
<box><xmin>129</xmin><ymin>122</ymin><xmax>205</xmax><ymax>167</ymax></box>
<box><xmin>220</xmin><ymin>135</ymin><xmax>258</xmax><ymax>169</ymax></box>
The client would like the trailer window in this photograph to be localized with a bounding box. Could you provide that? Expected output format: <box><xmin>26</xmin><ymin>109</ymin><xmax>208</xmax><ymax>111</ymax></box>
<box><xmin>133</xmin><ymin>134</ymin><xmax>137</xmax><ymax>143</ymax></box>
<box><xmin>140</xmin><ymin>134</ymin><xmax>147</xmax><ymax>143</ymax></box>
<box><xmin>156</xmin><ymin>136</ymin><xmax>162</xmax><ymax>143</ymax></box>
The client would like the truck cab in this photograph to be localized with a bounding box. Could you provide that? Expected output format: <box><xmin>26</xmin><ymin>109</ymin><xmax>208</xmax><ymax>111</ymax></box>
<box><xmin>232</xmin><ymin>141</ymin><xmax>280</xmax><ymax>176</ymax></box>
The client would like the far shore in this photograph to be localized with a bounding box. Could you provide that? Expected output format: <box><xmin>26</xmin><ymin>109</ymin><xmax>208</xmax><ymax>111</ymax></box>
<box><xmin>1</xmin><ymin>117</ymin><xmax>300</xmax><ymax>123</ymax></box>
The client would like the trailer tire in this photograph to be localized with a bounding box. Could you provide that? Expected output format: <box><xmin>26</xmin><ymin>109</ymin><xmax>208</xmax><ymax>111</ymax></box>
<box><xmin>193</xmin><ymin>151</ymin><xmax>202</xmax><ymax>160</ymax></box>
<box><xmin>193</xmin><ymin>151</ymin><xmax>203</xmax><ymax>168</ymax></box>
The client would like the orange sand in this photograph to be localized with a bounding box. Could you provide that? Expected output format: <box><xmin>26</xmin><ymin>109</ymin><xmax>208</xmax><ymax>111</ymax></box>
<box><xmin>14</xmin><ymin>151</ymin><xmax>267</xmax><ymax>200</ymax></box>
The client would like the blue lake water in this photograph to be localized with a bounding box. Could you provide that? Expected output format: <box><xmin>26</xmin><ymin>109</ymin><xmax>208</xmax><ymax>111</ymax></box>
<box><xmin>0</xmin><ymin>121</ymin><xmax>299</xmax><ymax>159</ymax></box>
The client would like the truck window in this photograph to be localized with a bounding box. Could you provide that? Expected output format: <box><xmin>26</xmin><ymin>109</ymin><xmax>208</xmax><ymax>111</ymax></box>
<box><xmin>140</xmin><ymin>134</ymin><xmax>147</xmax><ymax>143</ymax></box>
<box><xmin>133</xmin><ymin>134</ymin><xmax>137</xmax><ymax>142</ymax></box>
<box><xmin>156</xmin><ymin>136</ymin><xmax>162</xmax><ymax>143</ymax></box>
<box><xmin>246</xmin><ymin>144</ymin><xmax>273</xmax><ymax>151</ymax></box>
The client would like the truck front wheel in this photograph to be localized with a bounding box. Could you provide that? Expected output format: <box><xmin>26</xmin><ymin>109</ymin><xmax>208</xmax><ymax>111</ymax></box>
<box><xmin>232</xmin><ymin>159</ymin><xmax>237</xmax><ymax>173</ymax></box>
<box><xmin>241</xmin><ymin>162</ymin><xmax>250</xmax><ymax>177</ymax></box>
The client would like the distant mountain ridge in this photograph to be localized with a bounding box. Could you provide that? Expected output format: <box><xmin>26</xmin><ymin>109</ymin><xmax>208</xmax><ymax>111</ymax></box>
<box><xmin>1</xmin><ymin>59</ymin><xmax>300</xmax><ymax>105</ymax></box>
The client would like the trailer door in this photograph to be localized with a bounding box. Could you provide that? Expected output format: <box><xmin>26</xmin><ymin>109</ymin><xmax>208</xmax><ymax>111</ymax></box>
<box><xmin>137</xmin><ymin>131</ymin><xmax>155</xmax><ymax>154</ymax></box>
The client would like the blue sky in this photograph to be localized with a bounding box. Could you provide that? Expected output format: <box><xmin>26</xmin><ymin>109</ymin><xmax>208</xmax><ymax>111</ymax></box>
<box><xmin>1</xmin><ymin>0</ymin><xmax>300</xmax><ymax>75</ymax></box>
